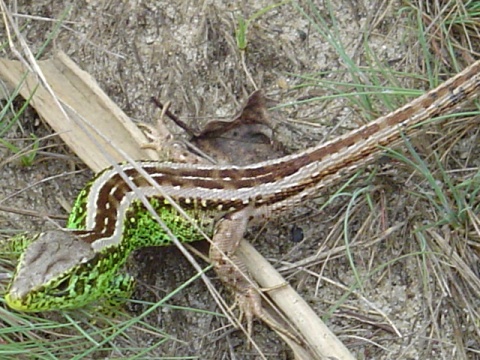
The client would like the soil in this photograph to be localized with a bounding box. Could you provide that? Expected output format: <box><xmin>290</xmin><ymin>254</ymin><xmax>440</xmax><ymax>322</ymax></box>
<box><xmin>1</xmin><ymin>1</ymin><xmax>479</xmax><ymax>359</ymax></box>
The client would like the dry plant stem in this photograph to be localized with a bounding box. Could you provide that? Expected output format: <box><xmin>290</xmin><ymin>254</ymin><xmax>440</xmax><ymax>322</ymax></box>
<box><xmin>0</xmin><ymin>51</ymin><xmax>159</xmax><ymax>172</ymax></box>
<box><xmin>239</xmin><ymin>241</ymin><xmax>355</xmax><ymax>359</ymax></box>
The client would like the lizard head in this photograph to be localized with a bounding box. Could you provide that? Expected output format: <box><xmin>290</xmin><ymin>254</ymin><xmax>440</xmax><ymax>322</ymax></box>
<box><xmin>5</xmin><ymin>230</ymin><xmax>96</xmax><ymax>312</ymax></box>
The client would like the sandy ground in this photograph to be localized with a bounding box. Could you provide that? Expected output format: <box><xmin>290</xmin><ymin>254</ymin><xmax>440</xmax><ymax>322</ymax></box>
<box><xmin>1</xmin><ymin>1</ymin><xmax>479</xmax><ymax>359</ymax></box>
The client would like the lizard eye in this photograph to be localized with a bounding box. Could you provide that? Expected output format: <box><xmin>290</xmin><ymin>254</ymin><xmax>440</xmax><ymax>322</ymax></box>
<box><xmin>51</xmin><ymin>276</ymin><xmax>71</xmax><ymax>297</ymax></box>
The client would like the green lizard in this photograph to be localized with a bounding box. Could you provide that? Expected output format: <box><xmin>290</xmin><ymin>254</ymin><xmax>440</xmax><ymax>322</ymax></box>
<box><xmin>5</xmin><ymin>167</ymin><xmax>218</xmax><ymax>311</ymax></box>
<box><xmin>3</xmin><ymin>60</ymin><xmax>480</xmax><ymax>334</ymax></box>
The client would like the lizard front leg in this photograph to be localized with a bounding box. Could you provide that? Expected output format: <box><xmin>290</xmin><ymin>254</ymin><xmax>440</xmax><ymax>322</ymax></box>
<box><xmin>209</xmin><ymin>209</ymin><xmax>260</xmax><ymax>336</ymax></box>
<box><xmin>209</xmin><ymin>208</ymin><xmax>299</xmax><ymax>342</ymax></box>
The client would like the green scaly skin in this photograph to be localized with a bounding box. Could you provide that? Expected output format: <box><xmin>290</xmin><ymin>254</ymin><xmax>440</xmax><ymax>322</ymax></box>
<box><xmin>4</xmin><ymin>174</ymin><xmax>217</xmax><ymax>312</ymax></box>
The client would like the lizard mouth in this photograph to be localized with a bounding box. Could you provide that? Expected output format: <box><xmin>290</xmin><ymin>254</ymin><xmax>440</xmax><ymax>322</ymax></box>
<box><xmin>5</xmin><ymin>291</ymin><xmax>34</xmax><ymax>312</ymax></box>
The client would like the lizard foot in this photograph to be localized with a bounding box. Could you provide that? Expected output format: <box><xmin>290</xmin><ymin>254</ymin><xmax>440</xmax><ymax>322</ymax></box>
<box><xmin>234</xmin><ymin>285</ymin><xmax>302</xmax><ymax>345</ymax></box>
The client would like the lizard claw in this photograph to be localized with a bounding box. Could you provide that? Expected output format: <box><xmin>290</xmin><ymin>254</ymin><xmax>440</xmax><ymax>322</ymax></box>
<box><xmin>235</xmin><ymin>287</ymin><xmax>263</xmax><ymax>338</ymax></box>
